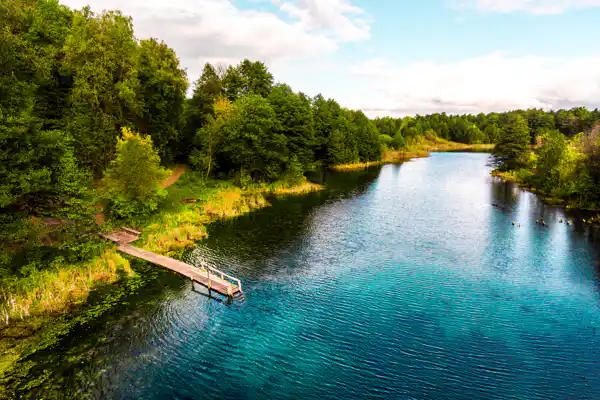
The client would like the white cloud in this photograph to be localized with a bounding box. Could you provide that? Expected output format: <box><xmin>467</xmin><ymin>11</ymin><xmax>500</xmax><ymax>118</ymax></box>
<box><xmin>452</xmin><ymin>0</ymin><xmax>600</xmax><ymax>14</ymax></box>
<box><xmin>60</xmin><ymin>0</ymin><xmax>370</xmax><ymax>84</ymax></box>
<box><xmin>276</xmin><ymin>0</ymin><xmax>371</xmax><ymax>41</ymax></box>
<box><xmin>349</xmin><ymin>52</ymin><xmax>600</xmax><ymax>117</ymax></box>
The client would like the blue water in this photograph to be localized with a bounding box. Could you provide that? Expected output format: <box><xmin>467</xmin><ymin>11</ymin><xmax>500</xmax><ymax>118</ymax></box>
<box><xmin>48</xmin><ymin>153</ymin><xmax>600</xmax><ymax>399</ymax></box>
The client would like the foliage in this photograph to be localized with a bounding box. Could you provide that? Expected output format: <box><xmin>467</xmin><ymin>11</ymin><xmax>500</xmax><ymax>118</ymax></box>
<box><xmin>189</xmin><ymin>97</ymin><xmax>234</xmax><ymax>177</ymax></box>
<box><xmin>268</xmin><ymin>84</ymin><xmax>315</xmax><ymax>170</ymax></box>
<box><xmin>62</xmin><ymin>7</ymin><xmax>141</xmax><ymax>175</ymax></box>
<box><xmin>222</xmin><ymin>59</ymin><xmax>274</xmax><ymax>101</ymax></box>
<box><xmin>136</xmin><ymin>38</ymin><xmax>188</xmax><ymax>162</ymax></box>
<box><xmin>102</xmin><ymin>128</ymin><xmax>170</xmax><ymax>219</ymax></box>
<box><xmin>492</xmin><ymin>113</ymin><xmax>531</xmax><ymax>171</ymax></box>
<box><xmin>223</xmin><ymin>94</ymin><xmax>287</xmax><ymax>181</ymax></box>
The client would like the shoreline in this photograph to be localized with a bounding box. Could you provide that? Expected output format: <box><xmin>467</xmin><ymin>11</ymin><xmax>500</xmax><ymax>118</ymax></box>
<box><xmin>330</xmin><ymin>142</ymin><xmax>494</xmax><ymax>172</ymax></box>
<box><xmin>492</xmin><ymin>171</ymin><xmax>600</xmax><ymax>227</ymax></box>
<box><xmin>0</xmin><ymin>174</ymin><xmax>324</xmax><ymax>390</ymax></box>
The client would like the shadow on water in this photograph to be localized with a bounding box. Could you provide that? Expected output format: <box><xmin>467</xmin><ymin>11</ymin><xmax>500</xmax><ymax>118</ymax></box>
<box><xmin>188</xmin><ymin>167</ymin><xmax>383</xmax><ymax>279</ymax></box>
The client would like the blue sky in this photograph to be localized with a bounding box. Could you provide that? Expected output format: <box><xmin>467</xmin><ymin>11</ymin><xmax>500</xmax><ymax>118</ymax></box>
<box><xmin>61</xmin><ymin>0</ymin><xmax>600</xmax><ymax>116</ymax></box>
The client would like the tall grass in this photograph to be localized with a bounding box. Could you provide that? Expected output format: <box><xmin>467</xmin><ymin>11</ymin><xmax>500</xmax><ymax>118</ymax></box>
<box><xmin>0</xmin><ymin>250</ymin><xmax>133</xmax><ymax>324</ymax></box>
<box><xmin>1</xmin><ymin>170</ymin><xmax>324</xmax><ymax>325</ymax></box>
<box><xmin>331</xmin><ymin>137</ymin><xmax>495</xmax><ymax>171</ymax></box>
<box><xmin>246</xmin><ymin>176</ymin><xmax>325</xmax><ymax>196</ymax></box>
<box><xmin>139</xmin><ymin>176</ymin><xmax>272</xmax><ymax>256</ymax></box>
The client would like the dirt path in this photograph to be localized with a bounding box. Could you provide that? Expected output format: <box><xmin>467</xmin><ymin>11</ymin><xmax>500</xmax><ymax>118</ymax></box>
<box><xmin>159</xmin><ymin>166</ymin><xmax>186</xmax><ymax>189</ymax></box>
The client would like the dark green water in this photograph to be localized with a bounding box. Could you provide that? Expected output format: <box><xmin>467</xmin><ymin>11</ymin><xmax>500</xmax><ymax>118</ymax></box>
<box><xmin>18</xmin><ymin>153</ymin><xmax>600</xmax><ymax>399</ymax></box>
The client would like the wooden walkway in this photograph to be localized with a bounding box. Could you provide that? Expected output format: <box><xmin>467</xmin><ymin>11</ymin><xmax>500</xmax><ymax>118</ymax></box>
<box><xmin>101</xmin><ymin>229</ymin><xmax>242</xmax><ymax>298</ymax></box>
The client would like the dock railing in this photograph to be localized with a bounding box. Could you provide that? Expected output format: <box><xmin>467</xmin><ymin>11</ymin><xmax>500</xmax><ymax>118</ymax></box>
<box><xmin>202</xmin><ymin>262</ymin><xmax>243</xmax><ymax>293</ymax></box>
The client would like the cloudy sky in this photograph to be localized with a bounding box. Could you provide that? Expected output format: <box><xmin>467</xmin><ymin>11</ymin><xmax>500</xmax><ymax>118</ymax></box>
<box><xmin>59</xmin><ymin>0</ymin><xmax>600</xmax><ymax>117</ymax></box>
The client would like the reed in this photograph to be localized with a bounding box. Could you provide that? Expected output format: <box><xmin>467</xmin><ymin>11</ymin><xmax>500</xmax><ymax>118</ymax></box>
<box><xmin>330</xmin><ymin>139</ymin><xmax>495</xmax><ymax>171</ymax></box>
<box><xmin>248</xmin><ymin>177</ymin><xmax>325</xmax><ymax>195</ymax></box>
<box><xmin>0</xmin><ymin>250</ymin><xmax>133</xmax><ymax>323</ymax></box>
<box><xmin>329</xmin><ymin>161</ymin><xmax>382</xmax><ymax>171</ymax></box>
<box><xmin>0</xmin><ymin>172</ymin><xmax>324</xmax><ymax>325</ymax></box>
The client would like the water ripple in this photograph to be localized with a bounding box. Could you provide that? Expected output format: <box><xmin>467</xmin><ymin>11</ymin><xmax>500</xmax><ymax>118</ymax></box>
<box><xmin>39</xmin><ymin>154</ymin><xmax>600</xmax><ymax>400</ymax></box>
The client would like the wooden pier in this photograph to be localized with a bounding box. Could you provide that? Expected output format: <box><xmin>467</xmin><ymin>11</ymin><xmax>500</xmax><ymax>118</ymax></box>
<box><xmin>101</xmin><ymin>229</ymin><xmax>242</xmax><ymax>298</ymax></box>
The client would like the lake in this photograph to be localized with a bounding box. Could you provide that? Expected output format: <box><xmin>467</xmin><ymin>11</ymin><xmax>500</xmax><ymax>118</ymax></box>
<box><xmin>24</xmin><ymin>153</ymin><xmax>600</xmax><ymax>399</ymax></box>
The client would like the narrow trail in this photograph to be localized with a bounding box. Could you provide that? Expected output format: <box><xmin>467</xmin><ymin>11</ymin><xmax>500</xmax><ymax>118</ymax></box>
<box><xmin>159</xmin><ymin>166</ymin><xmax>186</xmax><ymax>189</ymax></box>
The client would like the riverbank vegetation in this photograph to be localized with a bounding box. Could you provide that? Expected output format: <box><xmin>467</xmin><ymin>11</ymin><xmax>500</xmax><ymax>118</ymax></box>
<box><xmin>490</xmin><ymin>111</ymin><xmax>600</xmax><ymax>210</ymax></box>
<box><xmin>331</xmin><ymin>135</ymin><xmax>494</xmax><ymax>171</ymax></box>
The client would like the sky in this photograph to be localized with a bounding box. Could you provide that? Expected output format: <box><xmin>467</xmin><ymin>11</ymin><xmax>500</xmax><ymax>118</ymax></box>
<box><xmin>59</xmin><ymin>0</ymin><xmax>600</xmax><ymax>117</ymax></box>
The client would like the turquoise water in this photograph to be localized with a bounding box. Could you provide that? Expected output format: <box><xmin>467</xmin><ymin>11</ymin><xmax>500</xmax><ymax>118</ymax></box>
<box><xmin>38</xmin><ymin>153</ymin><xmax>600</xmax><ymax>398</ymax></box>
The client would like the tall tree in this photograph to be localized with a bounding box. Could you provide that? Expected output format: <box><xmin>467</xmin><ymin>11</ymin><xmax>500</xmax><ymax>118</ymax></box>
<box><xmin>180</xmin><ymin>63</ymin><xmax>223</xmax><ymax>160</ymax></box>
<box><xmin>352</xmin><ymin>110</ymin><xmax>382</xmax><ymax>161</ymax></box>
<box><xmin>137</xmin><ymin>38</ymin><xmax>188</xmax><ymax>161</ymax></box>
<box><xmin>62</xmin><ymin>7</ymin><xmax>140</xmax><ymax>175</ymax></box>
<box><xmin>492</xmin><ymin>113</ymin><xmax>531</xmax><ymax>171</ymax></box>
<box><xmin>222</xmin><ymin>59</ymin><xmax>274</xmax><ymax>101</ymax></box>
<box><xmin>223</xmin><ymin>94</ymin><xmax>286</xmax><ymax>181</ymax></box>
<box><xmin>268</xmin><ymin>84</ymin><xmax>315</xmax><ymax>171</ymax></box>
<box><xmin>189</xmin><ymin>97</ymin><xmax>234</xmax><ymax>178</ymax></box>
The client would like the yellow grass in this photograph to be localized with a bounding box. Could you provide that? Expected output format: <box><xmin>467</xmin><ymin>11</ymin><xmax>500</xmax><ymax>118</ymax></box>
<box><xmin>330</xmin><ymin>137</ymin><xmax>495</xmax><ymax>171</ymax></box>
<box><xmin>491</xmin><ymin>170</ymin><xmax>519</xmax><ymax>182</ymax></box>
<box><xmin>253</xmin><ymin>177</ymin><xmax>325</xmax><ymax>195</ymax></box>
<box><xmin>330</xmin><ymin>161</ymin><xmax>382</xmax><ymax>172</ymax></box>
<box><xmin>140</xmin><ymin>187</ymin><xmax>271</xmax><ymax>256</ymax></box>
<box><xmin>0</xmin><ymin>177</ymin><xmax>322</xmax><ymax>326</ymax></box>
<box><xmin>0</xmin><ymin>250</ymin><xmax>133</xmax><ymax>323</ymax></box>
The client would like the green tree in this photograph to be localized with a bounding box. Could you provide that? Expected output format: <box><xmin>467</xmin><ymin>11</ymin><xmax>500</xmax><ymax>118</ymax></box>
<box><xmin>0</xmin><ymin>0</ymin><xmax>90</xmax><ymax>218</ymax></box>
<box><xmin>189</xmin><ymin>97</ymin><xmax>234</xmax><ymax>178</ymax></box>
<box><xmin>103</xmin><ymin>127</ymin><xmax>170</xmax><ymax>218</ymax></box>
<box><xmin>312</xmin><ymin>94</ymin><xmax>343</xmax><ymax>164</ymax></box>
<box><xmin>527</xmin><ymin>108</ymin><xmax>555</xmax><ymax>143</ymax></box>
<box><xmin>62</xmin><ymin>7</ymin><xmax>140</xmax><ymax>175</ymax></box>
<box><xmin>181</xmin><ymin>63</ymin><xmax>224</xmax><ymax>159</ymax></box>
<box><xmin>492</xmin><ymin>113</ymin><xmax>531</xmax><ymax>171</ymax></box>
<box><xmin>137</xmin><ymin>38</ymin><xmax>188</xmax><ymax>161</ymax></box>
<box><xmin>483</xmin><ymin>124</ymin><xmax>502</xmax><ymax>144</ymax></box>
<box><xmin>352</xmin><ymin>110</ymin><xmax>381</xmax><ymax>161</ymax></box>
<box><xmin>223</xmin><ymin>94</ymin><xmax>287</xmax><ymax>181</ymax></box>
<box><xmin>392</xmin><ymin>130</ymin><xmax>406</xmax><ymax>150</ymax></box>
<box><xmin>268</xmin><ymin>84</ymin><xmax>315</xmax><ymax>170</ymax></box>
<box><xmin>222</xmin><ymin>59</ymin><xmax>274</xmax><ymax>101</ymax></box>
<box><xmin>535</xmin><ymin>130</ymin><xmax>568</xmax><ymax>191</ymax></box>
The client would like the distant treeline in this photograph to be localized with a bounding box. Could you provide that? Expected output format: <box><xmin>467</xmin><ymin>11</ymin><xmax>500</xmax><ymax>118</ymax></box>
<box><xmin>374</xmin><ymin>107</ymin><xmax>600</xmax><ymax>147</ymax></box>
<box><xmin>3</xmin><ymin>0</ymin><xmax>600</xmax><ymax>243</ymax></box>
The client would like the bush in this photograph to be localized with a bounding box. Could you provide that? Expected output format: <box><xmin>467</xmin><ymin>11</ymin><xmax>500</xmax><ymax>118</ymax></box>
<box><xmin>102</xmin><ymin>128</ymin><xmax>170</xmax><ymax>220</ymax></box>
<box><xmin>105</xmin><ymin>190</ymin><xmax>166</xmax><ymax>219</ymax></box>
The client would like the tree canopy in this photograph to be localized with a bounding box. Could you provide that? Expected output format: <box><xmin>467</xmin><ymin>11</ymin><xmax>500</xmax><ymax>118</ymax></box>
<box><xmin>3</xmin><ymin>0</ymin><xmax>600</xmax><ymax>274</ymax></box>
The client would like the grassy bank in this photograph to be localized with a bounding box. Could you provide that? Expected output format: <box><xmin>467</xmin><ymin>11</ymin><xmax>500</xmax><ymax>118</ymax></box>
<box><xmin>2</xmin><ymin>171</ymin><xmax>324</xmax><ymax>322</ymax></box>
<box><xmin>0</xmin><ymin>170</ymin><xmax>324</xmax><ymax>386</ymax></box>
<box><xmin>330</xmin><ymin>137</ymin><xmax>495</xmax><ymax>171</ymax></box>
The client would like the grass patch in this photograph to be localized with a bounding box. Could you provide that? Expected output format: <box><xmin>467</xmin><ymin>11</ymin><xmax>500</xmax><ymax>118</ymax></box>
<box><xmin>246</xmin><ymin>177</ymin><xmax>325</xmax><ymax>196</ymax></box>
<box><xmin>0</xmin><ymin>250</ymin><xmax>133</xmax><ymax>324</ymax></box>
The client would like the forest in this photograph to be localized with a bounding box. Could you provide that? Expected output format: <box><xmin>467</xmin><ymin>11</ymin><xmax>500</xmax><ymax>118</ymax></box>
<box><xmin>2</xmin><ymin>0</ymin><xmax>600</xmax><ymax>317</ymax></box>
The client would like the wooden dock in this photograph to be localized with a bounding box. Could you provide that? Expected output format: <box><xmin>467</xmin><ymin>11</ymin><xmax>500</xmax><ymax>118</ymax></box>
<box><xmin>101</xmin><ymin>229</ymin><xmax>242</xmax><ymax>298</ymax></box>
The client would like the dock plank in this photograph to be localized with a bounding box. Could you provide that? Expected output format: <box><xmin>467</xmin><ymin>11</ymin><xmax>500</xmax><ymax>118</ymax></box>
<box><xmin>118</xmin><ymin>243</ymin><xmax>240</xmax><ymax>297</ymax></box>
<box><xmin>101</xmin><ymin>228</ymin><xmax>242</xmax><ymax>297</ymax></box>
